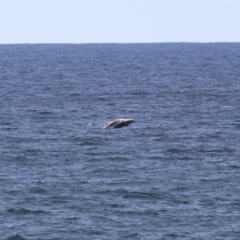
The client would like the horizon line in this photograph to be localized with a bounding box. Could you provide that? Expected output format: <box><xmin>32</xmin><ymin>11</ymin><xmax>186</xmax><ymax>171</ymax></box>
<box><xmin>0</xmin><ymin>41</ymin><xmax>239</xmax><ymax>45</ymax></box>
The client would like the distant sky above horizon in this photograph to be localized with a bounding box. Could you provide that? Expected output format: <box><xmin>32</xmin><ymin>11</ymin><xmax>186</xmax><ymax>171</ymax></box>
<box><xmin>1</xmin><ymin>0</ymin><xmax>240</xmax><ymax>44</ymax></box>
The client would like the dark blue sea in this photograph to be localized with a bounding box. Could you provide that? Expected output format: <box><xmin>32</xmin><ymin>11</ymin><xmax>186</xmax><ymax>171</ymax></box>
<box><xmin>0</xmin><ymin>43</ymin><xmax>240</xmax><ymax>240</ymax></box>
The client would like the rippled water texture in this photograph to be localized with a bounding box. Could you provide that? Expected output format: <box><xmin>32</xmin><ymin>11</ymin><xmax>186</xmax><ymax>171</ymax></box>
<box><xmin>0</xmin><ymin>43</ymin><xmax>240</xmax><ymax>239</ymax></box>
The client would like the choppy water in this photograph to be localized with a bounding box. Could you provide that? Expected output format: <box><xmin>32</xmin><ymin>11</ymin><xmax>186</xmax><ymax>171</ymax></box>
<box><xmin>0</xmin><ymin>43</ymin><xmax>240</xmax><ymax>240</ymax></box>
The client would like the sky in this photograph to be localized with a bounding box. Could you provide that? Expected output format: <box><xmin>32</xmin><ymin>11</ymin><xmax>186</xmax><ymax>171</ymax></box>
<box><xmin>0</xmin><ymin>0</ymin><xmax>240</xmax><ymax>44</ymax></box>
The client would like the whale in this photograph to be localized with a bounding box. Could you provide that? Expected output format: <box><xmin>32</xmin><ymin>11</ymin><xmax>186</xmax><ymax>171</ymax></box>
<box><xmin>104</xmin><ymin>118</ymin><xmax>134</xmax><ymax>129</ymax></box>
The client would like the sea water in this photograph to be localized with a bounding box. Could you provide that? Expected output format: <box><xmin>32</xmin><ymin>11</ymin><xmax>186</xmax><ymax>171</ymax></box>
<box><xmin>0</xmin><ymin>43</ymin><xmax>240</xmax><ymax>239</ymax></box>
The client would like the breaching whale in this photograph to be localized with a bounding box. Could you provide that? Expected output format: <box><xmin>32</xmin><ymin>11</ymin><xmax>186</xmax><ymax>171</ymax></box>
<box><xmin>104</xmin><ymin>118</ymin><xmax>134</xmax><ymax>129</ymax></box>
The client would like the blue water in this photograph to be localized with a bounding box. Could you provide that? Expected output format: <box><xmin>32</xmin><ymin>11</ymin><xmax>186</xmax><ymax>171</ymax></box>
<box><xmin>0</xmin><ymin>43</ymin><xmax>240</xmax><ymax>240</ymax></box>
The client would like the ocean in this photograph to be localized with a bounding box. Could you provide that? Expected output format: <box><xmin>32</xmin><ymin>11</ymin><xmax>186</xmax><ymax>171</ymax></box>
<box><xmin>0</xmin><ymin>43</ymin><xmax>240</xmax><ymax>239</ymax></box>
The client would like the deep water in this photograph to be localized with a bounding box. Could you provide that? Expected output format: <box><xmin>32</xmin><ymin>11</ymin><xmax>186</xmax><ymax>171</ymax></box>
<box><xmin>0</xmin><ymin>43</ymin><xmax>240</xmax><ymax>240</ymax></box>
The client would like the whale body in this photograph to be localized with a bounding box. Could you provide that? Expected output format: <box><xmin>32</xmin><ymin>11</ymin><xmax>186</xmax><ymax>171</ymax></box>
<box><xmin>104</xmin><ymin>118</ymin><xmax>134</xmax><ymax>129</ymax></box>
